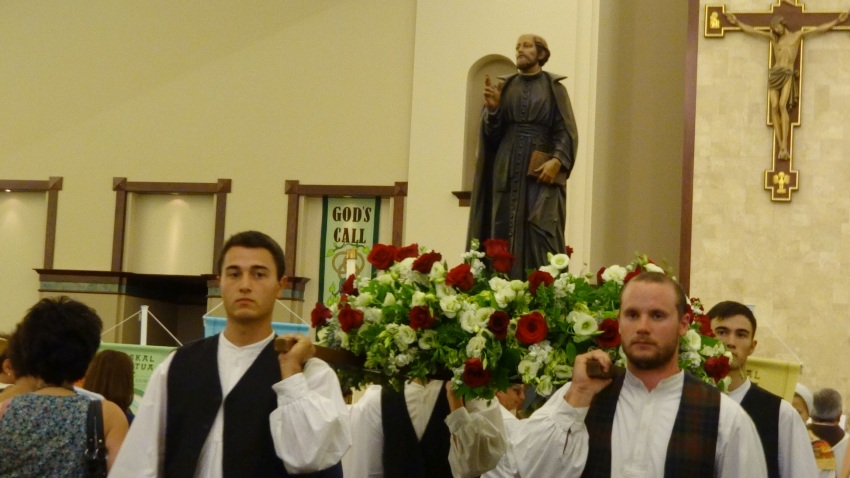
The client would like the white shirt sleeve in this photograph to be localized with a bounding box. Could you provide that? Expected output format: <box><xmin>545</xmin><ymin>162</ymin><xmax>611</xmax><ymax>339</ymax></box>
<box><xmin>715</xmin><ymin>393</ymin><xmax>769</xmax><ymax>477</ymax></box>
<box><xmin>108</xmin><ymin>353</ymin><xmax>173</xmax><ymax>478</ymax></box>
<box><xmin>342</xmin><ymin>385</ymin><xmax>384</xmax><ymax>478</ymax></box>
<box><xmin>270</xmin><ymin>357</ymin><xmax>352</xmax><ymax>474</ymax></box>
<box><xmin>778</xmin><ymin>399</ymin><xmax>819</xmax><ymax>477</ymax></box>
<box><xmin>512</xmin><ymin>382</ymin><xmax>590</xmax><ymax>478</ymax></box>
<box><xmin>445</xmin><ymin>398</ymin><xmax>507</xmax><ymax>478</ymax></box>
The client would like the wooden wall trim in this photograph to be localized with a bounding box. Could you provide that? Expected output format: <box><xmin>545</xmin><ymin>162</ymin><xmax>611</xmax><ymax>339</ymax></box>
<box><xmin>0</xmin><ymin>176</ymin><xmax>63</xmax><ymax>269</ymax></box>
<box><xmin>679</xmin><ymin>0</ymin><xmax>700</xmax><ymax>293</ymax></box>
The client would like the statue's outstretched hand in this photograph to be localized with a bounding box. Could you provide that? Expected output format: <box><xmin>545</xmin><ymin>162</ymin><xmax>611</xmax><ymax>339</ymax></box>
<box><xmin>484</xmin><ymin>74</ymin><xmax>503</xmax><ymax>112</ymax></box>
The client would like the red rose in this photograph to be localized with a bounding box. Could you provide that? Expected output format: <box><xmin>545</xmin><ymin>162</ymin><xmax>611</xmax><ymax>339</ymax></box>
<box><xmin>337</xmin><ymin>304</ymin><xmax>364</xmax><ymax>332</ymax></box>
<box><xmin>595</xmin><ymin>318</ymin><xmax>621</xmax><ymax>348</ymax></box>
<box><xmin>367</xmin><ymin>243</ymin><xmax>397</xmax><ymax>270</ymax></box>
<box><xmin>704</xmin><ymin>355</ymin><xmax>731</xmax><ymax>382</ymax></box>
<box><xmin>394</xmin><ymin>243</ymin><xmax>419</xmax><ymax>262</ymax></box>
<box><xmin>693</xmin><ymin>314</ymin><xmax>714</xmax><ymax>337</ymax></box>
<box><xmin>487</xmin><ymin>311</ymin><xmax>510</xmax><ymax>340</ymax></box>
<box><xmin>462</xmin><ymin>358</ymin><xmax>492</xmax><ymax>388</ymax></box>
<box><xmin>310</xmin><ymin>302</ymin><xmax>332</xmax><ymax>328</ymax></box>
<box><xmin>565</xmin><ymin>245</ymin><xmax>574</xmax><ymax>258</ymax></box>
<box><xmin>341</xmin><ymin>274</ymin><xmax>358</xmax><ymax>296</ymax></box>
<box><xmin>409</xmin><ymin>305</ymin><xmax>436</xmax><ymax>330</ymax></box>
<box><xmin>412</xmin><ymin>251</ymin><xmax>442</xmax><ymax>274</ymax></box>
<box><xmin>623</xmin><ymin>265</ymin><xmax>643</xmax><ymax>284</ymax></box>
<box><xmin>596</xmin><ymin>266</ymin><xmax>606</xmax><ymax>285</ymax></box>
<box><xmin>516</xmin><ymin>311</ymin><xmax>549</xmax><ymax>345</ymax></box>
<box><xmin>528</xmin><ymin>270</ymin><xmax>554</xmax><ymax>295</ymax></box>
<box><xmin>490</xmin><ymin>251</ymin><xmax>515</xmax><ymax>274</ymax></box>
<box><xmin>482</xmin><ymin>238</ymin><xmax>510</xmax><ymax>256</ymax></box>
<box><xmin>445</xmin><ymin>263</ymin><xmax>475</xmax><ymax>292</ymax></box>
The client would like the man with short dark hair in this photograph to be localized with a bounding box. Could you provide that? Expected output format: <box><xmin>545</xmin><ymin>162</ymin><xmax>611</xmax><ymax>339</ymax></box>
<box><xmin>112</xmin><ymin>230</ymin><xmax>350</xmax><ymax>477</ymax></box>
<box><xmin>811</xmin><ymin>388</ymin><xmax>849</xmax><ymax>478</ymax></box>
<box><xmin>708</xmin><ymin>300</ymin><xmax>816</xmax><ymax>478</ymax></box>
<box><xmin>513</xmin><ymin>272</ymin><xmax>767</xmax><ymax>477</ymax></box>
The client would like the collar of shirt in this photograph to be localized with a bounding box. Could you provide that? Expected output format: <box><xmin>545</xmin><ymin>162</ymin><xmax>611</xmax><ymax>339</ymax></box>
<box><xmin>727</xmin><ymin>377</ymin><xmax>751</xmax><ymax>404</ymax></box>
<box><xmin>218</xmin><ymin>332</ymin><xmax>275</xmax><ymax>397</ymax></box>
<box><xmin>404</xmin><ymin>379</ymin><xmax>444</xmax><ymax>440</ymax></box>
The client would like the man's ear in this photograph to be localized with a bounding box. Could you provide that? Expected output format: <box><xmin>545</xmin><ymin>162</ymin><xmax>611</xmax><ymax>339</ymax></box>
<box><xmin>279</xmin><ymin>276</ymin><xmax>288</xmax><ymax>289</ymax></box>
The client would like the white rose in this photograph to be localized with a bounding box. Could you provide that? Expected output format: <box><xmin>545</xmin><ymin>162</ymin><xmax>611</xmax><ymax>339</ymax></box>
<box><xmin>680</xmin><ymin>351</ymin><xmax>701</xmax><ymax>368</ymax></box>
<box><xmin>553</xmin><ymin>364</ymin><xmax>573</xmax><ymax>380</ymax></box>
<box><xmin>644</xmin><ymin>262</ymin><xmax>665</xmax><ymax>274</ymax></box>
<box><xmin>518</xmin><ymin>360</ymin><xmax>539</xmax><ymax>378</ymax></box>
<box><xmin>382</xmin><ymin>293</ymin><xmax>396</xmax><ymax>307</ymax></box>
<box><xmin>377</xmin><ymin>271</ymin><xmax>395</xmax><ymax>285</ymax></box>
<box><xmin>683</xmin><ymin>329</ymin><xmax>702</xmax><ymax>352</ymax></box>
<box><xmin>429</xmin><ymin>261</ymin><xmax>447</xmax><ymax>282</ymax></box>
<box><xmin>394</xmin><ymin>352</ymin><xmax>412</xmax><ymax>368</ymax></box>
<box><xmin>601</xmin><ymin>265</ymin><xmax>628</xmax><ymax>284</ymax></box>
<box><xmin>363</xmin><ymin>307</ymin><xmax>382</xmax><ymax>323</ymax></box>
<box><xmin>536</xmin><ymin>375</ymin><xmax>554</xmax><ymax>397</ymax></box>
<box><xmin>418</xmin><ymin>329</ymin><xmax>437</xmax><ymax>350</ymax></box>
<box><xmin>466</xmin><ymin>335</ymin><xmax>487</xmax><ymax>358</ymax></box>
<box><xmin>547</xmin><ymin>252</ymin><xmax>570</xmax><ymax>270</ymax></box>
<box><xmin>510</xmin><ymin>280</ymin><xmax>526</xmax><ymax>291</ymax></box>
<box><xmin>394</xmin><ymin>325</ymin><xmax>417</xmax><ymax>350</ymax></box>
<box><xmin>411</xmin><ymin>291</ymin><xmax>427</xmax><ymax>307</ymax></box>
<box><xmin>354</xmin><ymin>292</ymin><xmax>374</xmax><ymax>308</ymax></box>
<box><xmin>494</xmin><ymin>288</ymin><xmax>516</xmax><ymax>308</ymax></box>
<box><xmin>440</xmin><ymin>294</ymin><xmax>463</xmax><ymax>319</ymax></box>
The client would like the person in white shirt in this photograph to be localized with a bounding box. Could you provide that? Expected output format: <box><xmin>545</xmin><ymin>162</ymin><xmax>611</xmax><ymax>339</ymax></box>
<box><xmin>342</xmin><ymin>379</ymin><xmax>505</xmax><ymax>478</ymax></box>
<box><xmin>482</xmin><ymin>383</ymin><xmax>525</xmax><ymax>478</ymax></box>
<box><xmin>709</xmin><ymin>300</ymin><xmax>817</xmax><ymax>478</ymax></box>
<box><xmin>110</xmin><ymin>231</ymin><xmax>351</xmax><ymax>477</ymax></box>
<box><xmin>512</xmin><ymin>271</ymin><xmax>768</xmax><ymax>478</ymax></box>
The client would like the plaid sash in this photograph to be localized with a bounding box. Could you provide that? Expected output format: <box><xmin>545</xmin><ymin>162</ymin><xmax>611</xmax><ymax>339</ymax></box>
<box><xmin>582</xmin><ymin>372</ymin><xmax>719</xmax><ymax>478</ymax></box>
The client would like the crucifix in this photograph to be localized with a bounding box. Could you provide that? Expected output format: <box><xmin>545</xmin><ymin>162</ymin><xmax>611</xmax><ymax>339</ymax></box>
<box><xmin>705</xmin><ymin>0</ymin><xmax>849</xmax><ymax>202</ymax></box>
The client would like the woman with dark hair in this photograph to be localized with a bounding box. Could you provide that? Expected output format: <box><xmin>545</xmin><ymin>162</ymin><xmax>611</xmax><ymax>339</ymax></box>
<box><xmin>0</xmin><ymin>296</ymin><xmax>128</xmax><ymax>475</ymax></box>
<box><xmin>84</xmin><ymin>349</ymin><xmax>136</xmax><ymax>424</ymax></box>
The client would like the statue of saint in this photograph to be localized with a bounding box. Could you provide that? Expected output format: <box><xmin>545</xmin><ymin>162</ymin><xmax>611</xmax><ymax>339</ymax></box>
<box><xmin>467</xmin><ymin>34</ymin><xmax>578</xmax><ymax>279</ymax></box>
<box><xmin>726</xmin><ymin>7</ymin><xmax>848</xmax><ymax>160</ymax></box>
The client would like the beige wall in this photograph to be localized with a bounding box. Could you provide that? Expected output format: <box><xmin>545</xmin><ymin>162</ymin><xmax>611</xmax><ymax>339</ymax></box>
<box><xmin>694</xmin><ymin>0</ymin><xmax>850</xmax><ymax>405</ymax></box>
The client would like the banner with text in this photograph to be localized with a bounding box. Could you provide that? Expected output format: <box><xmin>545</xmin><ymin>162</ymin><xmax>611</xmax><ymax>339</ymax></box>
<box><xmin>319</xmin><ymin>196</ymin><xmax>380</xmax><ymax>303</ymax></box>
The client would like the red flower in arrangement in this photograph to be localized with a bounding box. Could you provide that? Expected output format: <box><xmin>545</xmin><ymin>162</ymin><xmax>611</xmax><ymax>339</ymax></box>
<box><xmin>623</xmin><ymin>265</ymin><xmax>643</xmax><ymax>284</ymax></box>
<box><xmin>462</xmin><ymin>358</ymin><xmax>492</xmax><ymax>388</ymax></box>
<box><xmin>565</xmin><ymin>245</ymin><xmax>574</xmax><ymax>258</ymax></box>
<box><xmin>596</xmin><ymin>266</ymin><xmax>606</xmax><ymax>285</ymax></box>
<box><xmin>595</xmin><ymin>318</ymin><xmax>621</xmax><ymax>348</ymax></box>
<box><xmin>704</xmin><ymin>355</ymin><xmax>731</xmax><ymax>382</ymax></box>
<box><xmin>516</xmin><ymin>311</ymin><xmax>549</xmax><ymax>345</ymax></box>
<box><xmin>693</xmin><ymin>314</ymin><xmax>714</xmax><ymax>337</ymax></box>
<box><xmin>412</xmin><ymin>251</ymin><xmax>442</xmax><ymax>274</ymax></box>
<box><xmin>367</xmin><ymin>243</ymin><xmax>397</xmax><ymax>270</ymax></box>
<box><xmin>482</xmin><ymin>238</ymin><xmax>510</xmax><ymax>256</ymax></box>
<box><xmin>409</xmin><ymin>305</ymin><xmax>436</xmax><ymax>331</ymax></box>
<box><xmin>528</xmin><ymin>270</ymin><xmax>554</xmax><ymax>295</ymax></box>
<box><xmin>310</xmin><ymin>302</ymin><xmax>332</xmax><ymax>328</ymax></box>
<box><xmin>337</xmin><ymin>303</ymin><xmax>364</xmax><ymax>332</ymax></box>
<box><xmin>487</xmin><ymin>311</ymin><xmax>511</xmax><ymax>340</ymax></box>
<box><xmin>341</xmin><ymin>274</ymin><xmax>358</xmax><ymax>296</ymax></box>
<box><xmin>445</xmin><ymin>264</ymin><xmax>475</xmax><ymax>292</ymax></box>
<box><xmin>394</xmin><ymin>243</ymin><xmax>419</xmax><ymax>262</ymax></box>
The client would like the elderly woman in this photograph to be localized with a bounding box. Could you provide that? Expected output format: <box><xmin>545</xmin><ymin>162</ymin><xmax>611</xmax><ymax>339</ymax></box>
<box><xmin>0</xmin><ymin>296</ymin><xmax>128</xmax><ymax>475</ymax></box>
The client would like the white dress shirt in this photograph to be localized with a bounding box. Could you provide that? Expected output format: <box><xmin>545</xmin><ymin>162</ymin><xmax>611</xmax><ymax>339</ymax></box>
<box><xmin>109</xmin><ymin>333</ymin><xmax>351</xmax><ymax>477</ymax></box>
<box><xmin>729</xmin><ymin>379</ymin><xmax>818</xmax><ymax>477</ymax></box>
<box><xmin>342</xmin><ymin>380</ymin><xmax>505</xmax><ymax>478</ymax></box>
<box><xmin>482</xmin><ymin>404</ymin><xmax>520</xmax><ymax>478</ymax></box>
<box><xmin>512</xmin><ymin>370</ymin><xmax>768</xmax><ymax>478</ymax></box>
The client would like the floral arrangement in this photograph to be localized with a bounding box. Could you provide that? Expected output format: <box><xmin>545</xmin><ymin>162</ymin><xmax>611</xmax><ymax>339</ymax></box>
<box><xmin>312</xmin><ymin>239</ymin><xmax>732</xmax><ymax>401</ymax></box>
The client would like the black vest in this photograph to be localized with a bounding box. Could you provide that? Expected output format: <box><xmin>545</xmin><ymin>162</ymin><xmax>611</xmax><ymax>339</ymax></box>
<box><xmin>164</xmin><ymin>335</ymin><xmax>342</xmax><ymax>478</ymax></box>
<box><xmin>740</xmin><ymin>382</ymin><xmax>781</xmax><ymax>478</ymax></box>
<box><xmin>381</xmin><ymin>384</ymin><xmax>453</xmax><ymax>478</ymax></box>
<box><xmin>582</xmin><ymin>372</ymin><xmax>720</xmax><ymax>478</ymax></box>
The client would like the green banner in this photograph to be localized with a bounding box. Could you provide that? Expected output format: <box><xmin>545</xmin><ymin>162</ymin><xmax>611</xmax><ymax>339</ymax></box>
<box><xmin>319</xmin><ymin>197</ymin><xmax>380</xmax><ymax>303</ymax></box>
<box><xmin>99</xmin><ymin>342</ymin><xmax>176</xmax><ymax>412</ymax></box>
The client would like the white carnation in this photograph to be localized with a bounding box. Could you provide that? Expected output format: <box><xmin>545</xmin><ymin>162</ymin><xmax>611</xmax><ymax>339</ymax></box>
<box><xmin>440</xmin><ymin>294</ymin><xmax>463</xmax><ymax>319</ymax></box>
<box><xmin>394</xmin><ymin>325</ymin><xmax>417</xmax><ymax>350</ymax></box>
<box><xmin>466</xmin><ymin>335</ymin><xmax>488</xmax><ymax>358</ymax></box>
<box><xmin>354</xmin><ymin>292</ymin><xmax>374</xmax><ymax>308</ymax></box>
<box><xmin>683</xmin><ymin>329</ymin><xmax>702</xmax><ymax>352</ymax></box>
<box><xmin>601</xmin><ymin>265</ymin><xmax>628</xmax><ymax>284</ymax></box>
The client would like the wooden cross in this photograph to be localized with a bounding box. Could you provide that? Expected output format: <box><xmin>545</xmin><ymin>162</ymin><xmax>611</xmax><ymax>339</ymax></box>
<box><xmin>705</xmin><ymin>0</ymin><xmax>849</xmax><ymax>202</ymax></box>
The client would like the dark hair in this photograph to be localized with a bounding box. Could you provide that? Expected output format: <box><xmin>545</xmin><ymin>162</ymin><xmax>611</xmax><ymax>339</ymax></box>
<box><xmin>620</xmin><ymin>271</ymin><xmax>688</xmax><ymax>318</ymax></box>
<box><xmin>706</xmin><ymin>300</ymin><xmax>757</xmax><ymax>336</ymax></box>
<box><xmin>0</xmin><ymin>331</ymin><xmax>11</xmax><ymax>364</ymax></box>
<box><xmin>9</xmin><ymin>296</ymin><xmax>102</xmax><ymax>386</ymax></box>
<box><xmin>533</xmin><ymin>35</ymin><xmax>551</xmax><ymax>67</ymax></box>
<box><xmin>84</xmin><ymin>349</ymin><xmax>135</xmax><ymax>411</ymax></box>
<box><xmin>217</xmin><ymin>230</ymin><xmax>286</xmax><ymax>280</ymax></box>
<box><xmin>812</xmin><ymin>388</ymin><xmax>843</xmax><ymax>422</ymax></box>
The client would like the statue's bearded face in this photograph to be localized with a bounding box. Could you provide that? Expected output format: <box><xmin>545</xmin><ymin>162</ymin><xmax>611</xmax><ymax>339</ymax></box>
<box><xmin>515</xmin><ymin>35</ymin><xmax>540</xmax><ymax>72</ymax></box>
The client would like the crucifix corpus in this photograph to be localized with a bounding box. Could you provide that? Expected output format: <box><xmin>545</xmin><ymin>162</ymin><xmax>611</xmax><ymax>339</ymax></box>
<box><xmin>705</xmin><ymin>0</ymin><xmax>849</xmax><ymax>202</ymax></box>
